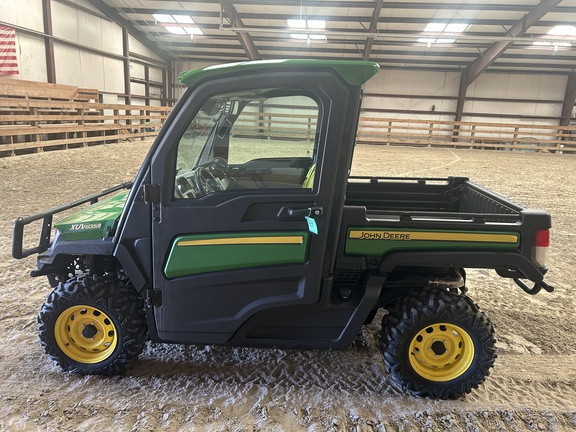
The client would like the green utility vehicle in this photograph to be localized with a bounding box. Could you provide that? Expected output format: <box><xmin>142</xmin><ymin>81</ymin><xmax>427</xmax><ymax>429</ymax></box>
<box><xmin>13</xmin><ymin>60</ymin><xmax>553</xmax><ymax>399</ymax></box>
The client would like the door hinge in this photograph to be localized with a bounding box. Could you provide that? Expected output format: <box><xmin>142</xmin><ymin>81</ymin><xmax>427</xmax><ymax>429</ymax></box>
<box><xmin>145</xmin><ymin>289</ymin><xmax>162</xmax><ymax>307</ymax></box>
<box><xmin>142</xmin><ymin>183</ymin><xmax>160</xmax><ymax>204</ymax></box>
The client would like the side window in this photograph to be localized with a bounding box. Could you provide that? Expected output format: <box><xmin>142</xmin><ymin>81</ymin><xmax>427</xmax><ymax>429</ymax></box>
<box><xmin>174</xmin><ymin>91</ymin><xmax>320</xmax><ymax>199</ymax></box>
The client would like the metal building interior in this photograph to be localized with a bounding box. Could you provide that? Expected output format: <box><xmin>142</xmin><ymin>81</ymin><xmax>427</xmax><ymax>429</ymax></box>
<box><xmin>1</xmin><ymin>1</ymin><xmax>576</xmax><ymax>430</ymax></box>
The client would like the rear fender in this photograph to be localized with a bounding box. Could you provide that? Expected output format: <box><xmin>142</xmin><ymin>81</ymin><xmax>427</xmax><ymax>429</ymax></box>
<box><xmin>379</xmin><ymin>250</ymin><xmax>545</xmax><ymax>283</ymax></box>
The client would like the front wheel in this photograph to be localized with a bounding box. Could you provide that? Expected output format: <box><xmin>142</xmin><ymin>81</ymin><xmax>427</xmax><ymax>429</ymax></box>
<box><xmin>381</xmin><ymin>288</ymin><xmax>496</xmax><ymax>399</ymax></box>
<box><xmin>38</xmin><ymin>276</ymin><xmax>148</xmax><ymax>375</ymax></box>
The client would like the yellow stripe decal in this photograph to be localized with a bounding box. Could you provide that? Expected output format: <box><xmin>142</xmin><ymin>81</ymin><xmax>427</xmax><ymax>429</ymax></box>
<box><xmin>177</xmin><ymin>236</ymin><xmax>304</xmax><ymax>247</ymax></box>
<box><xmin>348</xmin><ymin>230</ymin><xmax>518</xmax><ymax>243</ymax></box>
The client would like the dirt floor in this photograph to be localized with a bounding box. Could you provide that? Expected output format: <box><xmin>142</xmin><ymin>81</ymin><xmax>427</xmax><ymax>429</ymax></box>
<box><xmin>0</xmin><ymin>141</ymin><xmax>575</xmax><ymax>431</ymax></box>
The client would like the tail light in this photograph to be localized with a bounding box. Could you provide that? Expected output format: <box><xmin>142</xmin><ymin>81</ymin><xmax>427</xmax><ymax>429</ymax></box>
<box><xmin>533</xmin><ymin>229</ymin><xmax>550</xmax><ymax>268</ymax></box>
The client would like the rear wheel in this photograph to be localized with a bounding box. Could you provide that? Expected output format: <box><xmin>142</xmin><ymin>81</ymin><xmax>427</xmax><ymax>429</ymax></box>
<box><xmin>381</xmin><ymin>287</ymin><xmax>496</xmax><ymax>399</ymax></box>
<box><xmin>38</xmin><ymin>276</ymin><xmax>148</xmax><ymax>375</ymax></box>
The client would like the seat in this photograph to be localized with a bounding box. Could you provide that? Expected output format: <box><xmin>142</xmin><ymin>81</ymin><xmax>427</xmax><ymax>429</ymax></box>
<box><xmin>302</xmin><ymin>163</ymin><xmax>316</xmax><ymax>188</ymax></box>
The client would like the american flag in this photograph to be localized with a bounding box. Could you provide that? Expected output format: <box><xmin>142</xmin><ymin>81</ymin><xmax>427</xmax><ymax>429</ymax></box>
<box><xmin>0</xmin><ymin>25</ymin><xmax>19</xmax><ymax>76</ymax></box>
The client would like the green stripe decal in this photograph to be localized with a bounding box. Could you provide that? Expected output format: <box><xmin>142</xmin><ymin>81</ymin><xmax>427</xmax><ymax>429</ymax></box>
<box><xmin>164</xmin><ymin>232</ymin><xmax>309</xmax><ymax>278</ymax></box>
<box><xmin>345</xmin><ymin>228</ymin><xmax>519</xmax><ymax>256</ymax></box>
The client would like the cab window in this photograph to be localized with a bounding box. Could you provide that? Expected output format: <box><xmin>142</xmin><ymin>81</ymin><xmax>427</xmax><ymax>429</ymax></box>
<box><xmin>173</xmin><ymin>90</ymin><xmax>319</xmax><ymax>199</ymax></box>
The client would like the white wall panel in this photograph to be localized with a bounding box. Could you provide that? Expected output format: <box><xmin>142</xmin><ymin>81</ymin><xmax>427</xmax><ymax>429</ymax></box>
<box><xmin>53</xmin><ymin>43</ymin><xmax>82</xmax><ymax>87</ymax></box>
<box><xmin>131</xmin><ymin>82</ymin><xmax>146</xmax><ymax>96</ymax></box>
<box><xmin>3</xmin><ymin>0</ymin><xmax>44</xmax><ymax>32</ymax></box>
<box><xmin>79</xmin><ymin>50</ymin><xmax>105</xmax><ymax>90</ymax></box>
<box><xmin>52</xmin><ymin>1</ymin><xmax>80</xmax><ymax>43</ymax></box>
<box><xmin>131</xmin><ymin>62</ymin><xmax>146</xmax><ymax>80</ymax></box>
<box><xmin>469</xmin><ymin>73</ymin><xmax>567</xmax><ymax>101</ymax></box>
<box><xmin>356</xmin><ymin>68</ymin><xmax>567</xmax><ymax>127</ymax></box>
<box><xmin>149</xmin><ymin>66</ymin><xmax>163</xmax><ymax>82</ymax></box>
<box><xmin>14</xmin><ymin>33</ymin><xmax>47</xmax><ymax>82</ymax></box>
<box><xmin>78</xmin><ymin>10</ymin><xmax>103</xmax><ymax>50</ymax></box>
<box><xmin>102</xmin><ymin>57</ymin><xmax>125</xmax><ymax>93</ymax></box>
<box><xmin>100</xmin><ymin>20</ymin><xmax>123</xmax><ymax>55</ymax></box>
<box><xmin>365</xmin><ymin>70</ymin><xmax>461</xmax><ymax>97</ymax></box>
<box><xmin>128</xmin><ymin>34</ymin><xmax>164</xmax><ymax>62</ymax></box>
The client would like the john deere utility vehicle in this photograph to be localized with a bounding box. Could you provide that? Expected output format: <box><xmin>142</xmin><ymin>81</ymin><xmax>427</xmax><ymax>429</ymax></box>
<box><xmin>13</xmin><ymin>60</ymin><xmax>553</xmax><ymax>399</ymax></box>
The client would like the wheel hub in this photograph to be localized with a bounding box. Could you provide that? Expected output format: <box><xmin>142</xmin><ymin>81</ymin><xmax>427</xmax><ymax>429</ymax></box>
<box><xmin>54</xmin><ymin>305</ymin><xmax>118</xmax><ymax>364</ymax></box>
<box><xmin>431</xmin><ymin>340</ymin><xmax>447</xmax><ymax>356</ymax></box>
<box><xmin>81</xmin><ymin>324</ymin><xmax>98</xmax><ymax>339</ymax></box>
<box><xmin>408</xmin><ymin>322</ymin><xmax>475</xmax><ymax>382</ymax></box>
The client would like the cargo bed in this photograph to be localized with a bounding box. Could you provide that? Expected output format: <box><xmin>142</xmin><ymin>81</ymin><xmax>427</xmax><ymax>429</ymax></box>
<box><xmin>345</xmin><ymin>176</ymin><xmax>525</xmax><ymax>223</ymax></box>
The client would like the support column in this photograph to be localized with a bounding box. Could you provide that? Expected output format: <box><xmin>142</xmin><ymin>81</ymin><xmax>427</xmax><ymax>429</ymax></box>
<box><xmin>452</xmin><ymin>72</ymin><xmax>468</xmax><ymax>140</ymax></box>
<box><xmin>42</xmin><ymin>0</ymin><xmax>56</xmax><ymax>83</ymax></box>
<box><xmin>558</xmin><ymin>72</ymin><xmax>576</xmax><ymax>151</ymax></box>
<box><xmin>144</xmin><ymin>64</ymin><xmax>150</xmax><ymax>102</ymax></box>
<box><xmin>560</xmin><ymin>72</ymin><xmax>576</xmax><ymax>127</ymax></box>
<box><xmin>122</xmin><ymin>28</ymin><xmax>131</xmax><ymax>105</ymax></box>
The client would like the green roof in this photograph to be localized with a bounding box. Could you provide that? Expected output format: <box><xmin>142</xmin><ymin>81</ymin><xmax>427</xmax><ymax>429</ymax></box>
<box><xmin>179</xmin><ymin>59</ymin><xmax>380</xmax><ymax>88</ymax></box>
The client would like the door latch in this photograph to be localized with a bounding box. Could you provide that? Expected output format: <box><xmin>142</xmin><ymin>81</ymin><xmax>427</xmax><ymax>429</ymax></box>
<box><xmin>287</xmin><ymin>206</ymin><xmax>323</xmax><ymax>218</ymax></box>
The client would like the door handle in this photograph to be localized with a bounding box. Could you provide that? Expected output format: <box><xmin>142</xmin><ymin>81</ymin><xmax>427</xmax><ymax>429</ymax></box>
<box><xmin>287</xmin><ymin>206</ymin><xmax>323</xmax><ymax>218</ymax></box>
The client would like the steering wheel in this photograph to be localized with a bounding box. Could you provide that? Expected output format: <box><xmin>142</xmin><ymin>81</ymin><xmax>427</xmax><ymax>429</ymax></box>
<box><xmin>193</xmin><ymin>166</ymin><xmax>225</xmax><ymax>196</ymax></box>
<box><xmin>206</xmin><ymin>157</ymin><xmax>229</xmax><ymax>175</ymax></box>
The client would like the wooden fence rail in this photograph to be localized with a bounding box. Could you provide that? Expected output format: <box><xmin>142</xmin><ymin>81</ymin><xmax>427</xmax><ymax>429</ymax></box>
<box><xmin>0</xmin><ymin>77</ymin><xmax>171</xmax><ymax>157</ymax></box>
<box><xmin>357</xmin><ymin>117</ymin><xmax>576</xmax><ymax>153</ymax></box>
<box><xmin>2</xmin><ymin>77</ymin><xmax>576</xmax><ymax>156</ymax></box>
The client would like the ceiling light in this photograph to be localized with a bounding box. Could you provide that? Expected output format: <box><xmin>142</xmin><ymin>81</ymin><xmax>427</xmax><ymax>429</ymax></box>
<box><xmin>424</xmin><ymin>23</ymin><xmax>447</xmax><ymax>32</ymax></box>
<box><xmin>288</xmin><ymin>19</ymin><xmax>306</xmax><ymax>28</ymax></box>
<box><xmin>153</xmin><ymin>14</ymin><xmax>175</xmax><ymax>23</ymax></box>
<box><xmin>288</xmin><ymin>19</ymin><xmax>326</xmax><ymax>29</ymax></box>
<box><xmin>288</xmin><ymin>19</ymin><xmax>326</xmax><ymax>41</ymax></box>
<box><xmin>166</xmin><ymin>26</ymin><xmax>186</xmax><ymax>35</ymax></box>
<box><xmin>547</xmin><ymin>25</ymin><xmax>576</xmax><ymax>36</ymax></box>
<box><xmin>307</xmin><ymin>20</ymin><xmax>326</xmax><ymax>29</ymax></box>
<box><xmin>445</xmin><ymin>23</ymin><xmax>468</xmax><ymax>33</ymax></box>
<box><xmin>174</xmin><ymin>15</ymin><xmax>194</xmax><ymax>24</ymax></box>
<box><xmin>155</xmin><ymin>14</ymin><xmax>203</xmax><ymax>37</ymax></box>
<box><xmin>421</xmin><ymin>22</ymin><xmax>467</xmax><ymax>45</ymax></box>
<box><xmin>532</xmin><ymin>25</ymin><xmax>574</xmax><ymax>48</ymax></box>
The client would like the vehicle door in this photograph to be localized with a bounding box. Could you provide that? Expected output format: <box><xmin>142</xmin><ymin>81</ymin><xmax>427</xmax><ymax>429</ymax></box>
<box><xmin>149</xmin><ymin>70</ymin><xmax>355</xmax><ymax>344</ymax></box>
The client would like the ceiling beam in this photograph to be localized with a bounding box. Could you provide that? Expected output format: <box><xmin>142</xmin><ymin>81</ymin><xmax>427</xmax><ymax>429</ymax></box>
<box><xmin>455</xmin><ymin>0</ymin><xmax>563</xmax><ymax>123</ymax></box>
<box><xmin>218</xmin><ymin>0</ymin><xmax>261</xmax><ymax>60</ymax></box>
<box><xmin>117</xmin><ymin>8</ymin><xmax>571</xmax><ymax>28</ymax></box>
<box><xmin>156</xmin><ymin>0</ymin><xmax>576</xmax><ymax>13</ymax></box>
<box><xmin>362</xmin><ymin>0</ymin><xmax>383</xmax><ymax>61</ymax></box>
<box><xmin>463</xmin><ymin>0</ymin><xmax>563</xmax><ymax>87</ymax></box>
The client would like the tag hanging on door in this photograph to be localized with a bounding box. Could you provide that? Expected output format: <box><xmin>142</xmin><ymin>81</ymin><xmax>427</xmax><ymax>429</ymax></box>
<box><xmin>305</xmin><ymin>208</ymin><xmax>318</xmax><ymax>235</ymax></box>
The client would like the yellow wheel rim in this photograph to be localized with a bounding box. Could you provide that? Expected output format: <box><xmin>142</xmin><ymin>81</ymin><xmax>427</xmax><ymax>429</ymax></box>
<box><xmin>54</xmin><ymin>305</ymin><xmax>118</xmax><ymax>364</ymax></box>
<box><xmin>408</xmin><ymin>322</ymin><xmax>475</xmax><ymax>382</ymax></box>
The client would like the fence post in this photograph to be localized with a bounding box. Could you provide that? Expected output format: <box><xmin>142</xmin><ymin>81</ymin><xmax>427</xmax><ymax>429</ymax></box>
<box><xmin>77</xmin><ymin>107</ymin><xmax>86</xmax><ymax>147</ymax></box>
<box><xmin>512</xmin><ymin>126</ymin><xmax>519</xmax><ymax>151</ymax></box>
<box><xmin>469</xmin><ymin>125</ymin><xmax>476</xmax><ymax>148</ymax></box>
<box><xmin>386</xmin><ymin>121</ymin><xmax>392</xmax><ymax>145</ymax></box>
<box><xmin>140</xmin><ymin>109</ymin><xmax>146</xmax><ymax>141</ymax></box>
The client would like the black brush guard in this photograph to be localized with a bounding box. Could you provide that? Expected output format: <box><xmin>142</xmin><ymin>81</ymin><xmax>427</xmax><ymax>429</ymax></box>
<box><xmin>12</xmin><ymin>182</ymin><xmax>133</xmax><ymax>259</ymax></box>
